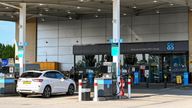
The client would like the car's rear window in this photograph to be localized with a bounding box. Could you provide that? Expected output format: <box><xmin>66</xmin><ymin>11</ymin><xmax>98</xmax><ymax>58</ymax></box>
<box><xmin>21</xmin><ymin>72</ymin><xmax>42</xmax><ymax>78</ymax></box>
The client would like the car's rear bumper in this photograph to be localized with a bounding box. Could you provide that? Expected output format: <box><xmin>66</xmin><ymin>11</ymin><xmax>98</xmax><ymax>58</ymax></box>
<box><xmin>17</xmin><ymin>89</ymin><xmax>41</xmax><ymax>94</ymax></box>
<box><xmin>17</xmin><ymin>87</ymin><xmax>44</xmax><ymax>94</ymax></box>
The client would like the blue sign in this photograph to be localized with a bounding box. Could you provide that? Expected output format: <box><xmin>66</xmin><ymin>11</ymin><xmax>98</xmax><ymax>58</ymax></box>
<box><xmin>24</xmin><ymin>42</ymin><xmax>29</xmax><ymax>46</ymax></box>
<box><xmin>17</xmin><ymin>42</ymin><xmax>29</xmax><ymax>47</ymax></box>
<box><xmin>167</xmin><ymin>42</ymin><xmax>175</xmax><ymax>51</ymax></box>
<box><xmin>2</xmin><ymin>59</ymin><xmax>8</xmax><ymax>67</ymax></box>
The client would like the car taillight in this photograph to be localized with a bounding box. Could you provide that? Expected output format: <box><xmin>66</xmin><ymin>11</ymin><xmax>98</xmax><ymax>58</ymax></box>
<box><xmin>32</xmin><ymin>79</ymin><xmax>43</xmax><ymax>82</ymax></box>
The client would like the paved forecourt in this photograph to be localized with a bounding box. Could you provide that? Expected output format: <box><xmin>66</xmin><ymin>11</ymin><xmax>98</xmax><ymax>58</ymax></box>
<box><xmin>0</xmin><ymin>88</ymin><xmax>192</xmax><ymax>108</ymax></box>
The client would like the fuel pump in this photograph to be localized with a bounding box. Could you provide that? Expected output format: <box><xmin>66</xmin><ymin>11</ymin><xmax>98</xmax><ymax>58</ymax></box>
<box><xmin>164</xmin><ymin>72</ymin><xmax>167</xmax><ymax>88</ymax></box>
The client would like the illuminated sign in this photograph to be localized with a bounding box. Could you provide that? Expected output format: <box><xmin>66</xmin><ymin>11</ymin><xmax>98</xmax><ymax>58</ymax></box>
<box><xmin>111</xmin><ymin>43</ymin><xmax>119</xmax><ymax>56</ymax></box>
<box><xmin>18</xmin><ymin>48</ymin><xmax>24</xmax><ymax>58</ymax></box>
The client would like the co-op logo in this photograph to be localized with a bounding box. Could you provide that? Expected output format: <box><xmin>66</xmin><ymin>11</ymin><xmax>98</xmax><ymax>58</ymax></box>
<box><xmin>167</xmin><ymin>42</ymin><xmax>175</xmax><ymax>51</ymax></box>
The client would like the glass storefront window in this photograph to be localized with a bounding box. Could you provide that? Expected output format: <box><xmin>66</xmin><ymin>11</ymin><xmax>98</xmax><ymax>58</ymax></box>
<box><xmin>172</xmin><ymin>54</ymin><xmax>187</xmax><ymax>71</ymax></box>
<box><xmin>136</xmin><ymin>54</ymin><xmax>149</xmax><ymax>65</ymax></box>
<box><xmin>172</xmin><ymin>55</ymin><xmax>186</xmax><ymax>68</ymax></box>
<box><xmin>123</xmin><ymin>54</ymin><xmax>138</xmax><ymax>66</ymax></box>
<box><xmin>136</xmin><ymin>54</ymin><xmax>143</xmax><ymax>64</ymax></box>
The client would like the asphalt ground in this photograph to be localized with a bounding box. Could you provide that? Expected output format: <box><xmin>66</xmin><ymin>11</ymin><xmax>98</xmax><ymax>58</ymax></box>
<box><xmin>0</xmin><ymin>87</ymin><xmax>192</xmax><ymax>108</ymax></box>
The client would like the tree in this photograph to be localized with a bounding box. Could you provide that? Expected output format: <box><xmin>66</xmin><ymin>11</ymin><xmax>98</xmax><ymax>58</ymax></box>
<box><xmin>0</xmin><ymin>44</ymin><xmax>15</xmax><ymax>59</ymax></box>
<box><xmin>0</xmin><ymin>43</ymin><xmax>3</xmax><ymax>58</ymax></box>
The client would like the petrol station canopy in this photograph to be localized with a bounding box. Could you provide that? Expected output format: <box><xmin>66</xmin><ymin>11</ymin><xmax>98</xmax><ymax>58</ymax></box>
<box><xmin>0</xmin><ymin>0</ymin><xmax>191</xmax><ymax>21</ymax></box>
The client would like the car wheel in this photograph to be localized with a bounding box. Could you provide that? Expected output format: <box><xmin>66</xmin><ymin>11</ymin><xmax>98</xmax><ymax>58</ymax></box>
<box><xmin>19</xmin><ymin>93</ymin><xmax>28</xmax><ymax>97</ymax></box>
<box><xmin>42</xmin><ymin>86</ymin><xmax>51</xmax><ymax>98</ymax></box>
<box><xmin>67</xmin><ymin>84</ymin><xmax>75</xmax><ymax>95</ymax></box>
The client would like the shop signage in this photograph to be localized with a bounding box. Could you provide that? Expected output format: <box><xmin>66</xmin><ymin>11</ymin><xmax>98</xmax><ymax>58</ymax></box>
<box><xmin>167</xmin><ymin>42</ymin><xmax>175</xmax><ymax>51</ymax></box>
<box><xmin>130</xmin><ymin>48</ymin><xmax>160</xmax><ymax>52</ymax></box>
<box><xmin>73</xmin><ymin>41</ymin><xmax>188</xmax><ymax>55</ymax></box>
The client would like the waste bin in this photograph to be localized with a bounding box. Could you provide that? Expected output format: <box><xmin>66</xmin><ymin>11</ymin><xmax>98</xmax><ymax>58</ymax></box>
<box><xmin>176</xmin><ymin>75</ymin><xmax>182</xmax><ymax>84</ymax></box>
<box><xmin>183</xmin><ymin>72</ymin><xmax>189</xmax><ymax>86</ymax></box>
<box><xmin>134</xmin><ymin>71</ymin><xmax>139</xmax><ymax>84</ymax></box>
<box><xmin>87</xmin><ymin>69</ymin><xmax>94</xmax><ymax>85</ymax></box>
<box><xmin>81</xmin><ymin>79</ymin><xmax>91</xmax><ymax>101</ymax></box>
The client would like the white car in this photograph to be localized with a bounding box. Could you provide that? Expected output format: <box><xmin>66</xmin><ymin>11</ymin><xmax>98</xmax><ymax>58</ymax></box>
<box><xmin>16</xmin><ymin>70</ymin><xmax>76</xmax><ymax>98</ymax></box>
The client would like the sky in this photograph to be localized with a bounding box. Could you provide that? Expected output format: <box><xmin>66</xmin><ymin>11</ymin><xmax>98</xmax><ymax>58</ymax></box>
<box><xmin>0</xmin><ymin>21</ymin><xmax>15</xmax><ymax>45</ymax></box>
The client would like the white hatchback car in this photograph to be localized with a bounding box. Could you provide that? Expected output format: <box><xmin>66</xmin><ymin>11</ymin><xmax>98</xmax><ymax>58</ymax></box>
<box><xmin>16</xmin><ymin>70</ymin><xmax>76</xmax><ymax>98</ymax></box>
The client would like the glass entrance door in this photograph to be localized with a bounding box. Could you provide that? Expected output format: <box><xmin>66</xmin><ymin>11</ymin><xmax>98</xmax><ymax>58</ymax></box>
<box><xmin>148</xmin><ymin>55</ymin><xmax>161</xmax><ymax>83</ymax></box>
<box><xmin>161</xmin><ymin>54</ymin><xmax>188</xmax><ymax>83</ymax></box>
<box><xmin>162</xmin><ymin>55</ymin><xmax>172</xmax><ymax>83</ymax></box>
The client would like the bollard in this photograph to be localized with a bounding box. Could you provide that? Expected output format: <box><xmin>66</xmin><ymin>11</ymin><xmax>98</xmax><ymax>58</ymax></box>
<box><xmin>164</xmin><ymin>74</ymin><xmax>167</xmax><ymax>88</ymax></box>
<box><xmin>128</xmin><ymin>79</ymin><xmax>131</xmax><ymax>99</ymax></box>
<box><xmin>93</xmin><ymin>79</ymin><xmax>98</xmax><ymax>102</ymax></box>
<box><xmin>78</xmin><ymin>79</ymin><xmax>82</xmax><ymax>102</ymax></box>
